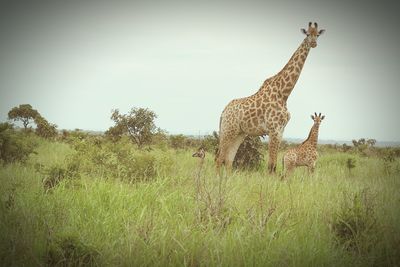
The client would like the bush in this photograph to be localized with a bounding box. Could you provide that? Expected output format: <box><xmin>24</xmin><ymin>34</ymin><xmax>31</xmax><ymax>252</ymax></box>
<box><xmin>233</xmin><ymin>136</ymin><xmax>264</xmax><ymax>170</ymax></box>
<box><xmin>34</xmin><ymin>116</ymin><xmax>58</xmax><ymax>139</ymax></box>
<box><xmin>129</xmin><ymin>152</ymin><xmax>156</xmax><ymax>181</ymax></box>
<box><xmin>0</xmin><ymin>122</ymin><xmax>37</xmax><ymax>164</ymax></box>
<box><xmin>66</xmin><ymin>137</ymin><xmax>174</xmax><ymax>183</ymax></box>
<box><xmin>201</xmin><ymin>131</ymin><xmax>219</xmax><ymax>155</ymax></box>
<box><xmin>346</xmin><ymin>158</ymin><xmax>356</xmax><ymax>174</ymax></box>
<box><xmin>151</xmin><ymin>131</ymin><xmax>169</xmax><ymax>150</ymax></box>
<box><xmin>169</xmin><ymin>134</ymin><xmax>187</xmax><ymax>149</ymax></box>
<box><xmin>42</xmin><ymin>160</ymin><xmax>80</xmax><ymax>191</ymax></box>
<box><xmin>331</xmin><ymin>189</ymin><xmax>377</xmax><ymax>252</ymax></box>
<box><xmin>352</xmin><ymin>138</ymin><xmax>377</xmax><ymax>156</ymax></box>
<box><xmin>61</xmin><ymin>129</ymin><xmax>89</xmax><ymax>144</ymax></box>
<box><xmin>47</xmin><ymin>234</ymin><xmax>99</xmax><ymax>266</ymax></box>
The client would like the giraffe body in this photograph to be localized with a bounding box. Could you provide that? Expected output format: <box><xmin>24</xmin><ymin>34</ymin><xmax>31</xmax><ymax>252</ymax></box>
<box><xmin>216</xmin><ymin>22</ymin><xmax>325</xmax><ymax>174</ymax></box>
<box><xmin>283</xmin><ymin>113</ymin><xmax>325</xmax><ymax>177</ymax></box>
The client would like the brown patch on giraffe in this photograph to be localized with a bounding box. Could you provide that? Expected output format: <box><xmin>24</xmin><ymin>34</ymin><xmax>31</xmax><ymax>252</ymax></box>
<box><xmin>217</xmin><ymin>23</ymin><xmax>324</xmax><ymax>174</ymax></box>
<box><xmin>283</xmin><ymin>113</ymin><xmax>325</xmax><ymax>177</ymax></box>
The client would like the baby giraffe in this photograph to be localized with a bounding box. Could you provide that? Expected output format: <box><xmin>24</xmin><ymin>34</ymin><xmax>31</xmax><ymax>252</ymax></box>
<box><xmin>283</xmin><ymin>113</ymin><xmax>325</xmax><ymax>178</ymax></box>
<box><xmin>192</xmin><ymin>147</ymin><xmax>206</xmax><ymax>199</ymax></box>
<box><xmin>192</xmin><ymin>147</ymin><xmax>206</xmax><ymax>172</ymax></box>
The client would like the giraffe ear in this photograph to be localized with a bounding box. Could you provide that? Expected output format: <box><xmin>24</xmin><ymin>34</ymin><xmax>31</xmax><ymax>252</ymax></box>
<box><xmin>301</xmin><ymin>29</ymin><xmax>308</xmax><ymax>35</ymax></box>
<box><xmin>318</xmin><ymin>29</ymin><xmax>325</xmax><ymax>36</ymax></box>
<box><xmin>321</xmin><ymin>115</ymin><xmax>325</xmax><ymax>120</ymax></box>
<box><xmin>311</xmin><ymin>115</ymin><xmax>315</xmax><ymax>120</ymax></box>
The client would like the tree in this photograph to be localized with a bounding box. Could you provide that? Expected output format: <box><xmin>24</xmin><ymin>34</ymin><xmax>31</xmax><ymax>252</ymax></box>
<box><xmin>352</xmin><ymin>138</ymin><xmax>377</xmax><ymax>156</ymax></box>
<box><xmin>105</xmin><ymin>124</ymin><xmax>125</xmax><ymax>142</ymax></box>
<box><xmin>34</xmin><ymin>116</ymin><xmax>58</xmax><ymax>139</ymax></box>
<box><xmin>366</xmin><ymin>139</ymin><xmax>376</xmax><ymax>147</ymax></box>
<box><xmin>107</xmin><ymin>107</ymin><xmax>158</xmax><ymax>148</ymax></box>
<box><xmin>8</xmin><ymin>104</ymin><xmax>40</xmax><ymax>130</ymax></box>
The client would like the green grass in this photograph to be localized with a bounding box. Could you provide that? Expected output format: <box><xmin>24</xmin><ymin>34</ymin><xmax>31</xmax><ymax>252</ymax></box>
<box><xmin>1</xmin><ymin>139</ymin><xmax>400</xmax><ymax>266</ymax></box>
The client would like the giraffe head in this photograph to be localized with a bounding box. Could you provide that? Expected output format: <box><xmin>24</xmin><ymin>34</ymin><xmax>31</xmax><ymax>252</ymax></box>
<box><xmin>192</xmin><ymin>147</ymin><xmax>205</xmax><ymax>159</ymax></box>
<box><xmin>311</xmin><ymin>112</ymin><xmax>325</xmax><ymax>125</ymax></box>
<box><xmin>301</xmin><ymin>22</ymin><xmax>325</xmax><ymax>48</ymax></box>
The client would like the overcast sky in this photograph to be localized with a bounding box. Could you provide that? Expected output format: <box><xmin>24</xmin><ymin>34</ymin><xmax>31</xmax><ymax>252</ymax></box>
<box><xmin>0</xmin><ymin>0</ymin><xmax>399</xmax><ymax>141</ymax></box>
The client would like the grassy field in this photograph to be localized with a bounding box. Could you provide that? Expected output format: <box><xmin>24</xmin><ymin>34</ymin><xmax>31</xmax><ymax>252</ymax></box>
<box><xmin>1</xmin><ymin>137</ymin><xmax>400</xmax><ymax>266</ymax></box>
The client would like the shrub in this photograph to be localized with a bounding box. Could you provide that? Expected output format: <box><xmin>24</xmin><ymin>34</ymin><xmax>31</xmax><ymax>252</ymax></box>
<box><xmin>201</xmin><ymin>131</ymin><xmax>219</xmax><ymax>154</ymax></box>
<box><xmin>169</xmin><ymin>134</ymin><xmax>187</xmax><ymax>149</ymax></box>
<box><xmin>331</xmin><ymin>189</ymin><xmax>377</xmax><ymax>252</ymax></box>
<box><xmin>382</xmin><ymin>149</ymin><xmax>396</xmax><ymax>175</ymax></box>
<box><xmin>352</xmin><ymin>138</ymin><xmax>377</xmax><ymax>156</ymax></box>
<box><xmin>342</xmin><ymin>143</ymin><xmax>352</xmax><ymax>152</ymax></box>
<box><xmin>47</xmin><ymin>234</ymin><xmax>99</xmax><ymax>266</ymax></box>
<box><xmin>346</xmin><ymin>158</ymin><xmax>356</xmax><ymax>174</ymax></box>
<box><xmin>151</xmin><ymin>131</ymin><xmax>169</xmax><ymax>150</ymax></box>
<box><xmin>34</xmin><ymin>116</ymin><xmax>58</xmax><ymax>139</ymax></box>
<box><xmin>0</xmin><ymin>122</ymin><xmax>37</xmax><ymax>164</ymax></box>
<box><xmin>42</xmin><ymin>160</ymin><xmax>80</xmax><ymax>191</ymax></box>
<box><xmin>65</xmin><ymin>137</ymin><xmax>174</xmax><ymax>182</ymax></box>
<box><xmin>233</xmin><ymin>136</ymin><xmax>264</xmax><ymax>170</ymax></box>
<box><xmin>129</xmin><ymin>152</ymin><xmax>156</xmax><ymax>181</ymax></box>
<box><xmin>62</xmin><ymin>129</ymin><xmax>89</xmax><ymax>145</ymax></box>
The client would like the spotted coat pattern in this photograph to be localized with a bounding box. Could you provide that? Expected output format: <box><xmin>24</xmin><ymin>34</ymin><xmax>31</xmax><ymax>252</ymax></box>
<box><xmin>216</xmin><ymin>23</ymin><xmax>325</xmax><ymax>174</ymax></box>
<box><xmin>283</xmin><ymin>113</ymin><xmax>325</xmax><ymax>177</ymax></box>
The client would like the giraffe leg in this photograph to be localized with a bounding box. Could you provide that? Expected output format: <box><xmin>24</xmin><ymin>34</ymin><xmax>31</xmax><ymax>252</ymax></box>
<box><xmin>283</xmin><ymin>164</ymin><xmax>295</xmax><ymax>180</ymax></box>
<box><xmin>224</xmin><ymin>134</ymin><xmax>246</xmax><ymax>173</ymax></box>
<box><xmin>308</xmin><ymin>162</ymin><xmax>316</xmax><ymax>175</ymax></box>
<box><xmin>216</xmin><ymin>131</ymin><xmax>246</xmax><ymax>175</ymax></box>
<box><xmin>215</xmin><ymin>135</ymin><xmax>235</xmax><ymax>175</ymax></box>
<box><xmin>216</xmin><ymin>143</ymin><xmax>226</xmax><ymax>177</ymax></box>
<box><xmin>268</xmin><ymin>133</ymin><xmax>282</xmax><ymax>174</ymax></box>
<box><xmin>282</xmin><ymin>154</ymin><xmax>295</xmax><ymax>180</ymax></box>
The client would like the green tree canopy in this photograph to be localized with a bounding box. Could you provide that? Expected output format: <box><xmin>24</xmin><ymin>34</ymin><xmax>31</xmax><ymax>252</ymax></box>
<box><xmin>106</xmin><ymin>107</ymin><xmax>158</xmax><ymax>148</ymax></box>
<box><xmin>8</xmin><ymin>104</ymin><xmax>40</xmax><ymax>130</ymax></box>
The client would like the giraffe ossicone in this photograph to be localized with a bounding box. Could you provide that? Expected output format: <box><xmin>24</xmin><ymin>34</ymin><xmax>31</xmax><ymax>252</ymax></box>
<box><xmin>216</xmin><ymin>22</ymin><xmax>325</xmax><ymax>174</ymax></box>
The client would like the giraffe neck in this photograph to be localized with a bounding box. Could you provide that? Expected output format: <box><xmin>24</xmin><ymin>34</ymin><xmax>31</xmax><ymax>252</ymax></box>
<box><xmin>261</xmin><ymin>39</ymin><xmax>311</xmax><ymax>102</ymax></box>
<box><xmin>303</xmin><ymin>123</ymin><xmax>320</xmax><ymax>148</ymax></box>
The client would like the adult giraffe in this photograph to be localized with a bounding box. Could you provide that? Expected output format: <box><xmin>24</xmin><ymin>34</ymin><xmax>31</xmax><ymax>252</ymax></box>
<box><xmin>216</xmin><ymin>22</ymin><xmax>325</xmax><ymax>174</ymax></box>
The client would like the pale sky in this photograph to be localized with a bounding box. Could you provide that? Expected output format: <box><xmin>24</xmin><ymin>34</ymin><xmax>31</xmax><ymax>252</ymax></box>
<box><xmin>0</xmin><ymin>0</ymin><xmax>399</xmax><ymax>142</ymax></box>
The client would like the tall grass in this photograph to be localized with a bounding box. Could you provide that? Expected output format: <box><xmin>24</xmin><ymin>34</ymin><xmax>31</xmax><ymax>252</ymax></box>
<box><xmin>1</xmin><ymin>139</ymin><xmax>399</xmax><ymax>266</ymax></box>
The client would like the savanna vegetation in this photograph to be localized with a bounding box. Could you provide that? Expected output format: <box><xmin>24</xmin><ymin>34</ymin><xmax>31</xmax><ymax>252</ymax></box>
<box><xmin>1</xmin><ymin>105</ymin><xmax>400</xmax><ymax>266</ymax></box>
